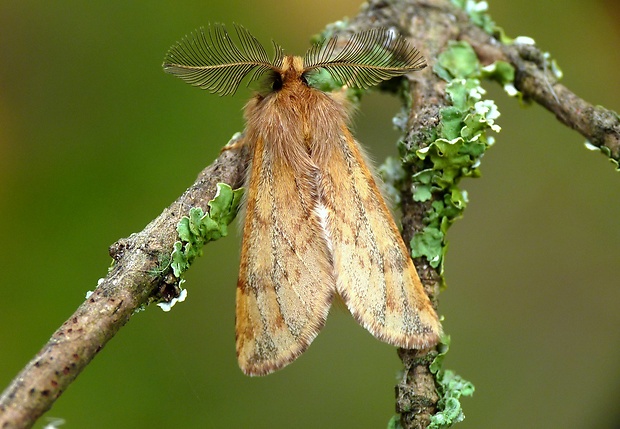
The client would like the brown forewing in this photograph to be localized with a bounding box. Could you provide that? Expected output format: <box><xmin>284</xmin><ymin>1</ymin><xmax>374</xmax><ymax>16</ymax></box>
<box><xmin>235</xmin><ymin>89</ymin><xmax>336</xmax><ymax>376</ymax></box>
<box><xmin>318</xmin><ymin>126</ymin><xmax>441</xmax><ymax>349</ymax></box>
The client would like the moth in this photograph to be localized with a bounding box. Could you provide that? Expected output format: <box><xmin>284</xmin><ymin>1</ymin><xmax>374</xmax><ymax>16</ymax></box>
<box><xmin>163</xmin><ymin>24</ymin><xmax>441</xmax><ymax>376</ymax></box>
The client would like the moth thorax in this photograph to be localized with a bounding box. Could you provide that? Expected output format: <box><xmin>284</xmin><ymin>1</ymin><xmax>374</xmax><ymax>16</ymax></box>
<box><xmin>281</xmin><ymin>56</ymin><xmax>305</xmax><ymax>85</ymax></box>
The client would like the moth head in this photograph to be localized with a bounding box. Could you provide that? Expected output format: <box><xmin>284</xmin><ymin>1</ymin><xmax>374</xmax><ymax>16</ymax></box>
<box><xmin>163</xmin><ymin>24</ymin><xmax>426</xmax><ymax>96</ymax></box>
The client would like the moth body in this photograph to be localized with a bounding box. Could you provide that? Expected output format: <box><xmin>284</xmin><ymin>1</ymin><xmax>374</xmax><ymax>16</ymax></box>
<box><xmin>164</xmin><ymin>24</ymin><xmax>441</xmax><ymax>376</ymax></box>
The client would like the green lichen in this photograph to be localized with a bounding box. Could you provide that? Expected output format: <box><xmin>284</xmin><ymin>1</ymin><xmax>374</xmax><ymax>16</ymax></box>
<box><xmin>428</xmin><ymin>336</ymin><xmax>475</xmax><ymax>428</ymax></box>
<box><xmin>305</xmin><ymin>67</ymin><xmax>364</xmax><ymax>104</ymax></box>
<box><xmin>148</xmin><ymin>252</ymin><xmax>172</xmax><ymax>277</ymax></box>
<box><xmin>381</xmin><ymin>39</ymin><xmax>504</xmax><ymax>428</ymax></box>
<box><xmin>405</xmin><ymin>39</ymin><xmax>503</xmax><ymax>428</ymax></box>
<box><xmin>170</xmin><ymin>183</ymin><xmax>244</xmax><ymax>279</ymax></box>
<box><xmin>433</xmin><ymin>41</ymin><xmax>480</xmax><ymax>81</ymax></box>
<box><xmin>481</xmin><ymin>61</ymin><xmax>520</xmax><ymax>99</ymax></box>
<box><xmin>385</xmin><ymin>335</ymin><xmax>474</xmax><ymax>429</ymax></box>
<box><xmin>404</xmin><ymin>40</ymin><xmax>499</xmax><ymax>422</ymax></box>
<box><xmin>393</xmin><ymin>40</ymin><xmax>504</xmax><ymax>274</ymax></box>
<box><xmin>386</xmin><ymin>414</ymin><xmax>402</xmax><ymax>429</ymax></box>
<box><xmin>585</xmin><ymin>138</ymin><xmax>620</xmax><ymax>170</ymax></box>
<box><xmin>450</xmin><ymin>0</ymin><xmax>495</xmax><ymax>34</ymax></box>
<box><xmin>449</xmin><ymin>0</ymin><xmax>513</xmax><ymax>47</ymax></box>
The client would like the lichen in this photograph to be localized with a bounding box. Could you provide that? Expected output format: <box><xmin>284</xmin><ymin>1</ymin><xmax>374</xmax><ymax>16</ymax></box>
<box><xmin>171</xmin><ymin>182</ymin><xmax>244</xmax><ymax>278</ymax></box>
<box><xmin>450</xmin><ymin>0</ymin><xmax>495</xmax><ymax>34</ymax></box>
<box><xmin>428</xmin><ymin>336</ymin><xmax>475</xmax><ymax>428</ymax></box>
<box><xmin>380</xmin><ymin>37</ymin><xmax>512</xmax><ymax>427</ymax></box>
<box><xmin>160</xmin><ymin>182</ymin><xmax>244</xmax><ymax>310</ymax></box>
<box><xmin>585</xmin><ymin>137</ymin><xmax>620</xmax><ymax>170</ymax></box>
<box><xmin>393</xmin><ymin>40</ymin><xmax>505</xmax><ymax>275</ymax></box>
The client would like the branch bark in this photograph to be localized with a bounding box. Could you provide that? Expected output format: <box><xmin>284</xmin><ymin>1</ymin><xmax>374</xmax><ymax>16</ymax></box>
<box><xmin>0</xmin><ymin>143</ymin><xmax>250</xmax><ymax>429</ymax></box>
<box><xmin>347</xmin><ymin>1</ymin><xmax>618</xmax><ymax>427</ymax></box>
<box><xmin>1</xmin><ymin>1</ymin><xmax>618</xmax><ymax>428</ymax></box>
<box><xmin>460</xmin><ymin>21</ymin><xmax>620</xmax><ymax>162</ymax></box>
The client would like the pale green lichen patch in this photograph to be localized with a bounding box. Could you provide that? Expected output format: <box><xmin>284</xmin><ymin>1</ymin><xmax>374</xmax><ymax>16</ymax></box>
<box><xmin>543</xmin><ymin>52</ymin><xmax>563</xmax><ymax>79</ymax></box>
<box><xmin>585</xmin><ymin>138</ymin><xmax>620</xmax><ymax>170</ymax></box>
<box><xmin>396</xmin><ymin>40</ymin><xmax>503</xmax><ymax>273</ymax></box>
<box><xmin>381</xmin><ymin>39</ymin><xmax>502</xmax><ymax>427</ymax></box>
<box><xmin>433</xmin><ymin>41</ymin><xmax>480</xmax><ymax>81</ymax></box>
<box><xmin>481</xmin><ymin>61</ymin><xmax>518</xmax><ymax>98</ymax></box>
<box><xmin>428</xmin><ymin>336</ymin><xmax>475</xmax><ymax>428</ymax></box>
<box><xmin>451</xmin><ymin>0</ymin><xmax>495</xmax><ymax>34</ymax></box>
<box><xmin>171</xmin><ymin>183</ymin><xmax>244</xmax><ymax>279</ymax></box>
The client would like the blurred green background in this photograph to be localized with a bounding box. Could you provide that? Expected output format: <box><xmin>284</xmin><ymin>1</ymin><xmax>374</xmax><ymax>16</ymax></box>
<box><xmin>1</xmin><ymin>1</ymin><xmax>619</xmax><ymax>428</ymax></box>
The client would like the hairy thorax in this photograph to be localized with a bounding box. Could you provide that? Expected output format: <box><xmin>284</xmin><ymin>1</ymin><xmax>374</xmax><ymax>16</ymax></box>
<box><xmin>244</xmin><ymin>56</ymin><xmax>349</xmax><ymax>173</ymax></box>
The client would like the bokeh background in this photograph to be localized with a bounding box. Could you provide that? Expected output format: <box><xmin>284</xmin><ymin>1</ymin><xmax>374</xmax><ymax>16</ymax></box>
<box><xmin>1</xmin><ymin>1</ymin><xmax>619</xmax><ymax>428</ymax></box>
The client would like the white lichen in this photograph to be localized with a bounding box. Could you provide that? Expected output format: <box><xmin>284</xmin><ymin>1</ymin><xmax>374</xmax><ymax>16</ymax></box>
<box><xmin>157</xmin><ymin>288</ymin><xmax>188</xmax><ymax>312</ymax></box>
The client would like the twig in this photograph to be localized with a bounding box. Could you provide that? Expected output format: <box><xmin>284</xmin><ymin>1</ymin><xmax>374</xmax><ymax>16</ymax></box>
<box><xmin>0</xmin><ymin>144</ymin><xmax>249</xmax><ymax>429</ymax></box>
<box><xmin>460</xmin><ymin>22</ymin><xmax>620</xmax><ymax>163</ymax></box>
<box><xmin>351</xmin><ymin>1</ymin><xmax>619</xmax><ymax>427</ymax></box>
<box><xmin>2</xmin><ymin>1</ymin><xmax>618</xmax><ymax>428</ymax></box>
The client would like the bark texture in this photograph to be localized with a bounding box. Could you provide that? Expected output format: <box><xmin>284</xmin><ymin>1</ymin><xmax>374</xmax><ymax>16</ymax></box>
<box><xmin>1</xmin><ymin>1</ymin><xmax>618</xmax><ymax>428</ymax></box>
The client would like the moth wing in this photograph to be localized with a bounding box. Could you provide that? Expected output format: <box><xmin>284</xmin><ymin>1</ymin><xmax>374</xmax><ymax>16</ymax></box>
<box><xmin>236</xmin><ymin>136</ymin><xmax>335</xmax><ymax>376</ymax></box>
<box><xmin>321</xmin><ymin>130</ymin><xmax>441</xmax><ymax>349</ymax></box>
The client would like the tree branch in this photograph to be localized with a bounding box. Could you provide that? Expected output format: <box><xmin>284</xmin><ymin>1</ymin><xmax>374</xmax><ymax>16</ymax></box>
<box><xmin>460</xmin><ymin>22</ymin><xmax>620</xmax><ymax>163</ymax></box>
<box><xmin>0</xmin><ymin>142</ymin><xmax>249</xmax><ymax>429</ymax></box>
<box><xmin>1</xmin><ymin>1</ymin><xmax>618</xmax><ymax>428</ymax></box>
<box><xmin>348</xmin><ymin>1</ymin><xmax>619</xmax><ymax>427</ymax></box>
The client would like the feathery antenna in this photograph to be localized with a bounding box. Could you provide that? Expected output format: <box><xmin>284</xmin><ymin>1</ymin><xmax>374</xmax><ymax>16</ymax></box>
<box><xmin>303</xmin><ymin>28</ymin><xmax>426</xmax><ymax>89</ymax></box>
<box><xmin>163</xmin><ymin>25</ymin><xmax>425</xmax><ymax>94</ymax></box>
<box><xmin>163</xmin><ymin>23</ymin><xmax>284</xmax><ymax>96</ymax></box>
